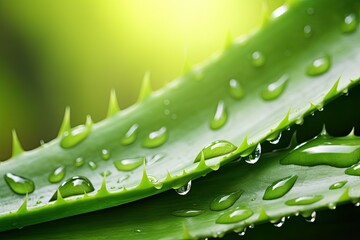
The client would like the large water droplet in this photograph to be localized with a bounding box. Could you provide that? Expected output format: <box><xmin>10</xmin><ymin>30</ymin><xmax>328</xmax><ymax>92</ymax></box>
<box><xmin>210</xmin><ymin>100</ymin><xmax>228</xmax><ymax>130</ymax></box>
<box><xmin>285</xmin><ymin>195</ymin><xmax>323</xmax><ymax>206</ymax></box>
<box><xmin>175</xmin><ymin>181</ymin><xmax>191</xmax><ymax>196</ymax></box>
<box><xmin>229</xmin><ymin>79</ymin><xmax>244</xmax><ymax>99</ymax></box>
<box><xmin>194</xmin><ymin>140</ymin><xmax>237</xmax><ymax>162</ymax></box>
<box><xmin>345</xmin><ymin>162</ymin><xmax>360</xmax><ymax>176</ymax></box>
<box><xmin>267</xmin><ymin>131</ymin><xmax>282</xmax><ymax>144</ymax></box>
<box><xmin>48</xmin><ymin>166</ymin><xmax>65</xmax><ymax>183</ymax></box>
<box><xmin>101</xmin><ymin>149</ymin><xmax>111</xmax><ymax>160</ymax></box>
<box><xmin>306</xmin><ymin>55</ymin><xmax>331</xmax><ymax>76</ymax></box>
<box><xmin>244</xmin><ymin>144</ymin><xmax>261</xmax><ymax>164</ymax></box>
<box><xmin>210</xmin><ymin>191</ymin><xmax>243</xmax><ymax>211</ymax></box>
<box><xmin>50</xmin><ymin>176</ymin><xmax>94</xmax><ymax>201</ymax></box>
<box><xmin>342</xmin><ymin>13</ymin><xmax>358</xmax><ymax>33</ymax></box>
<box><xmin>271</xmin><ymin>216</ymin><xmax>286</xmax><ymax>227</ymax></box>
<box><xmin>251</xmin><ymin>51</ymin><xmax>266</xmax><ymax>67</ymax></box>
<box><xmin>263</xmin><ymin>175</ymin><xmax>298</xmax><ymax>200</ymax></box>
<box><xmin>261</xmin><ymin>75</ymin><xmax>288</xmax><ymax>101</ymax></box>
<box><xmin>329</xmin><ymin>180</ymin><xmax>347</xmax><ymax>190</ymax></box>
<box><xmin>60</xmin><ymin>118</ymin><xmax>92</xmax><ymax>149</ymax></box>
<box><xmin>114</xmin><ymin>157</ymin><xmax>145</xmax><ymax>171</ymax></box>
<box><xmin>121</xmin><ymin>124</ymin><xmax>139</xmax><ymax>145</ymax></box>
<box><xmin>281</xmin><ymin>135</ymin><xmax>360</xmax><ymax>167</ymax></box>
<box><xmin>172</xmin><ymin>209</ymin><xmax>204</xmax><ymax>217</ymax></box>
<box><xmin>88</xmin><ymin>161</ymin><xmax>97</xmax><ymax>170</ymax></box>
<box><xmin>142</xmin><ymin>127</ymin><xmax>168</xmax><ymax>148</ymax></box>
<box><xmin>4</xmin><ymin>173</ymin><xmax>35</xmax><ymax>195</ymax></box>
<box><xmin>216</xmin><ymin>208</ymin><xmax>253</xmax><ymax>224</ymax></box>
<box><xmin>74</xmin><ymin>157</ymin><xmax>84</xmax><ymax>167</ymax></box>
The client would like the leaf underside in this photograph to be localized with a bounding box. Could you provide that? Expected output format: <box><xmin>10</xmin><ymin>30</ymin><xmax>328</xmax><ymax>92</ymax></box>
<box><xmin>1</xmin><ymin>0</ymin><xmax>360</xmax><ymax>234</ymax></box>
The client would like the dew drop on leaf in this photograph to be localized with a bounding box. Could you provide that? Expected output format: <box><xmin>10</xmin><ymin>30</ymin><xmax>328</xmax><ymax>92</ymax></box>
<box><xmin>266</xmin><ymin>131</ymin><xmax>282</xmax><ymax>144</ymax></box>
<box><xmin>303</xmin><ymin>211</ymin><xmax>317</xmax><ymax>223</ymax></box>
<box><xmin>345</xmin><ymin>162</ymin><xmax>360</xmax><ymax>176</ymax></box>
<box><xmin>210</xmin><ymin>191</ymin><xmax>243</xmax><ymax>211</ymax></box>
<box><xmin>74</xmin><ymin>157</ymin><xmax>84</xmax><ymax>167</ymax></box>
<box><xmin>228</xmin><ymin>79</ymin><xmax>244</xmax><ymax>99</ymax></box>
<box><xmin>251</xmin><ymin>51</ymin><xmax>266</xmax><ymax>67</ymax></box>
<box><xmin>50</xmin><ymin>176</ymin><xmax>94</xmax><ymax>201</ymax></box>
<box><xmin>142</xmin><ymin>127</ymin><xmax>168</xmax><ymax>148</ymax></box>
<box><xmin>341</xmin><ymin>13</ymin><xmax>358</xmax><ymax>33</ymax></box>
<box><xmin>114</xmin><ymin>157</ymin><xmax>145</xmax><ymax>171</ymax></box>
<box><xmin>48</xmin><ymin>166</ymin><xmax>66</xmax><ymax>183</ymax></box>
<box><xmin>306</xmin><ymin>55</ymin><xmax>331</xmax><ymax>76</ymax></box>
<box><xmin>271</xmin><ymin>216</ymin><xmax>286</xmax><ymax>227</ymax></box>
<box><xmin>171</xmin><ymin>209</ymin><xmax>204</xmax><ymax>217</ymax></box>
<box><xmin>210</xmin><ymin>100</ymin><xmax>228</xmax><ymax>130</ymax></box>
<box><xmin>329</xmin><ymin>180</ymin><xmax>347</xmax><ymax>190</ymax></box>
<box><xmin>4</xmin><ymin>173</ymin><xmax>35</xmax><ymax>195</ymax></box>
<box><xmin>216</xmin><ymin>208</ymin><xmax>253</xmax><ymax>224</ymax></box>
<box><xmin>285</xmin><ymin>195</ymin><xmax>323</xmax><ymax>206</ymax></box>
<box><xmin>175</xmin><ymin>181</ymin><xmax>191</xmax><ymax>196</ymax></box>
<box><xmin>194</xmin><ymin>140</ymin><xmax>237</xmax><ymax>162</ymax></box>
<box><xmin>60</xmin><ymin>120</ymin><xmax>92</xmax><ymax>149</ymax></box>
<box><xmin>88</xmin><ymin>161</ymin><xmax>97</xmax><ymax>170</ymax></box>
<box><xmin>244</xmin><ymin>143</ymin><xmax>261</xmax><ymax>164</ymax></box>
<box><xmin>261</xmin><ymin>75</ymin><xmax>289</xmax><ymax>101</ymax></box>
<box><xmin>101</xmin><ymin>149</ymin><xmax>111</xmax><ymax>160</ymax></box>
<box><xmin>121</xmin><ymin>124</ymin><xmax>139</xmax><ymax>145</ymax></box>
<box><xmin>304</xmin><ymin>25</ymin><xmax>312</xmax><ymax>38</ymax></box>
<box><xmin>263</xmin><ymin>175</ymin><xmax>298</xmax><ymax>200</ymax></box>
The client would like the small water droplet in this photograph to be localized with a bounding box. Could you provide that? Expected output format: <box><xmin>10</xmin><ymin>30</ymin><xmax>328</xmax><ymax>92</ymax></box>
<box><xmin>285</xmin><ymin>195</ymin><xmax>323</xmax><ymax>206</ymax></box>
<box><xmin>244</xmin><ymin>144</ymin><xmax>261</xmax><ymax>164</ymax></box>
<box><xmin>251</xmin><ymin>51</ymin><xmax>266</xmax><ymax>67</ymax></box>
<box><xmin>142</xmin><ymin>127</ymin><xmax>168</xmax><ymax>148</ymax></box>
<box><xmin>163</xmin><ymin>109</ymin><xmax>170</xmax><ymax>115</ymax></box>
<box><xmin>163</xmin><ymin>99</ymin><xmax>171</xmax><ymax>106</ymax></box>
<box><xmin>148</xmin><ymin>175</ymin><xmax>158</xmax><ymax>184</ymax></box>
<box><xmin>114</xmin><ymin>157</ymin><xmax>145</xmax><ymax>171</ymax></box>
<box><xmin>354</xmin><ymin>201</ymin><xmax>360</xmax><ymax>207</ymax></box>
<box><xmin>4</xmin><ymin>173</ymin><xmax>35</xmax><ymax>195</ymax></box>
<box><xmin>216</xmin><ymin>208</ymin><xmax>253</xmax><ymax>224</ymax></box>
<box><xmin>48</xmin><ymin>166</ymin><xmax>65</xmax><ymax>183</ymax></box>
<box><xmin>74</xmin><ymin>157</ymin><xmax>84</xmax><ymax>167</ymax></box>
<box><xmin>267</xmin><ymin>131</ymin><xmax>282</xmax><ymax>145</ymax></box>
<box><xmin>88</xmin><ymin>161</ymin><xmax>97</xmax><ymax>170</ymax></box>
<box><xmin>210</xmin><ymin>191</ymin><xmax>243</xmax><ymax>211</ymax></box>
<box><xmin>261</xmin><ymin>75</ymin><xmax>289</xmax><ymax>101</ymax></box>
<box><xmin>295</xmin><ymin>118</ymin><xmax>304</xmax><ymax>125</ymax></box>
<box><xmin>210</xmin><ymin>100</ymin><xmax>228</xmax><ymax>130</ymax></box>
<box><xmin>149</xmin><ymin>153</ymin><xmax>166</xmax><ymax>165</ymax></box>
<box><xmin>345</xmin><ymin>162</ymin><xmax>360</xmax><ymax>176</ymax></box>
<box><xmin>263</xmin><ymin>175</ymin><xmax>298</xmax><ymax>200</ymax></box>
<box><xmin>238</xmin><ymin>230</ymin><xmax>246</xmax><ymax>236</ymax></box>
<box><xmin>306</xmin><ymin>55</ymin><xmax>331</xmax><ymax>76</ymax></box>
<box><xmin>342</xmin><ymin>13</ymin><xmax>358</xmax><ymax>33</ymax></box>
<box><xmin>60</xmin><ymin>119</ymin><xmax>92</xmax><ymax>149</ymax></box>
<box><xmin>194</xmin><ymin>140</ymin><xmax>237</xmax><ymax>162</ymax></box>
<box><xmin>307</xmin><ymin>7</ymin><xmax>315</xmax><ymax>15</ymax></box>
<box><xmin>229</xmin><ymin>79</ymin><xmax>244</xmax><ymax>99</ymax></box>
<box><xmin>172</xmin><ymin>209</ymin><xmax>203</xmax><ymax>217</ymax></box>
<box><xmin>50</xmin><ymin>176</ymin><xmax>94</xmax><ymax>201</ymax></box>
<box><xmin>101</xmin><ymin>149</ymin><xmax>111</xmax><ymax>160</ymax></box>
<box><xmin>121</xmin><ymin>124</ymin><xmax>139</xmax><ymax>145</ymax></box>
<box><xmin>304</xmin><ymin>25</ymin><xmax>312</xmax><ymax>38</ymax></box>
<box><xmin>328</xmin><ymin>203</ymin><xmax>336</xmax><ymax>210</ymax></box>
<box><xmin>304</xmin><ymin>211</ymin><xmax>316</xmax><ymax>222</ymax></box>
<box><xmin>272</xmin><ymin>216</ymin><xmax>286</xmax><ymax>227</ymax></box>
<box><xmin>248</xmin><ymin>224</ymin><xmax>255</xmax><ymax>229</ymax></box>
<box><xmin>100</xmin><ymin>170</ymin><xmax>112</xmax><ymax>177</ymax></box>
<box><xmin>329</xmin><ymin>180</ymin><xmax>347</xmax><ymax>190</ymax></box>
<box><xmin>175</xmin><ymin>181</ymin><xmax>191</xmax><ymax>196</ymax></box>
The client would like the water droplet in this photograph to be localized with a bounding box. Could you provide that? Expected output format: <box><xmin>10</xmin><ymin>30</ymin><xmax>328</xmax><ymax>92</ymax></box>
<box><xmin>306</xmin><ymin>55</ymin><xmax>331</xmax><ymax>76</ymax></box>
<box><xmin>172</xmin><ymin>209</ymin><xmax>203</xmax><ymax>217</ymax></box>
<box><xmin>148</xmin><ymin>175</ymin><xmax>158</xmax><ymax>184</ymax></box>
<box><xmin>263</xmin><ymin>175</ymin><xmax>298</xmax><ymax>200</ymax></box>
<box><xmin>114</xmin><ymin>157</ymin><xmax>145</xmax><ymax>171</ymax></box>
<box><xmin>244</xmin><ymin>144</ymin><xmax>261</xmax><ymax>164</ymax></box>
<box><xmin>101</xmin><ymin>149</ymin><xmax>111</xmax><ymax>160</ymax></box>
<box><xmin>329</xmin><ymin>180</ymin><xmax>347</xmax><ymax>190</ymax></box>
<box><xmin>4</xmin><ymin>173</ymin><xmax>35</xmax><ymax>195</ymax></box>
<box><xmin>251</xmin><ymin>51</ymin><xmax>266</xmax><ymax>67</ymax></box>
<box><xmin>342</xmin><ymin>13</ymin><xmax>358</xmax><ymax>33</ymax></box>
<box><xmin>216</xmin><ymin>208</ymin><xmax>253</xmax><ymax>224</ymax></box>
<box><xmin>271</xmin><ymin>216</ymin><xmax>286</xmax><ymax>227</ymax></box>
<box><xmin>354</xmin><ymin>201</ymin><xmax>360</xmax><ymax>207</ymax></box>
<box><xmin>50</xmin><ymin>176</ymin><xmax>94</xmax><ymax>201</ymax></box>
<box><xmin>210</xmin><ymin>100</ymin><xmax>228</xmax><ymax>130</ymax></box>
<box><xmin>194</xmin><ymin>140</ymin><xmax>237</xmax><ymax>162</ymax></box>
<box><xmin>175</xmin><ymin>181</ymin><xmax>191</xmax><ymax>196</ymax></box>
<box><xmin>261</xmin><ymin>75</ymin><xmax>289</xmax><ymax>101</ymax></box>
<box><xmin>229</xmin><ymin>79</ymin><xmax>244</xmax><ymax>99</ymax></box>
<box><xmin>307</xmin><ymin>7</ymin><xmax>315</xmax><ymax>15</ymax></box>
<box><xmin>210</xmin><ymin>191</ymin><xmax>243</xmax><ymax>211</ymax></box>
<box><xmin>238</xmin><ymin>229</ymin><xmax>246</xmax><ymax>236</ymax></box>
<box><xmin>304</xmin><ymin>25</ymin><xmax>312</xmax><ymax>38</ymax></box>
<box><xmin>163</xmin><ymin>109</ymin><xmax>170</xmax><ymax>115</ymax></box>
<box><xmin>295</xmin><ymin>118</ymin><xmax>304</xmax><ymax>125</ymax></box>
<box><xmin>149</xmin><ymin>153</ymin><xmax>166</xmax><ymax>165</ymax></box>
<box><xmin>281</xmin><ymin>135</ymin><xmax>360</xmax><ymax>167</ymax></box>
<box><xmin>267</xmin><ymin>131</ymin><xmax>282</xmax><ymax>144</ymax></box>
<box><xmin>328</xmin><ymin>203</ymin><xmax>336</xmax><ymax>210</ymax></box>
<box><xmin>142</xmin><ymin>127</ymin><xmax>168</xmax><ymax>148</ymax></box>
<box><xmin>48</xmin><ymin>166</ymin><xmax>65</xmax><ymax>183</ymax></box>
<box><xmin>345</xmin><ymin>162</ymin><xmax>360</xmax><ymax>176</ymax></box>
<box><xmin>88</xmin><ymin>161</ymin><xmax>97</xmax><ymax>170</ymax></box>
<box><xmin>163</xmin><ymin>99</ymin><xmax>170</xmax><ymax>105</ymax></box>
<box><xmin>100</xmin><ymin>170</ymin><xmax>112</xmax><ymax>177</ymax></box>
<box><xmin>285</xmin><ymin>195</ymin><xmax>323</xmax><ymax>206</ymax></box>
<box><xmin>304</xmin><ymin>211</ymin><xmax>316</xmax><ymax>222</ymax></box>
<box><xmin>121</xmin><ymin>124</ymin><xmax>139</xmax><ymax>145</ymax></box>
<box><xmin>248</xmin><ymin>224</ymin><xmax>255</xmax><ymax>229</ymax></box>
<box><xmin>74</xmin><ymin>157</ymin><xmax>84</xmax><ymax>167</ymax></box>
<box><xmin>60</xmin><ymin>118</ymin><xmax>92</xmax><ymax>149</ymax></box>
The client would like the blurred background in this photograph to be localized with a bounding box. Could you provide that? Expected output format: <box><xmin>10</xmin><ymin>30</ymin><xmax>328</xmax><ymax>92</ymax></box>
<box><xmin>0</xmin><ymin>0</ymin><xmax>285</xmax><ymax>160</ymax></box>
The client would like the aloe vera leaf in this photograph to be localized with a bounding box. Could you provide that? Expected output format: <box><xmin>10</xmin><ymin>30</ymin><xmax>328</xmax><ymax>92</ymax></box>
<box><xmin>0</xmin><ymin>0</ymin><xmax>360</xmax><ymax>231</ymax></box>
<box><xmin>2</xmin><ymin>131</ymin><xmax>360</xmax><ymax>239</ymax></box>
